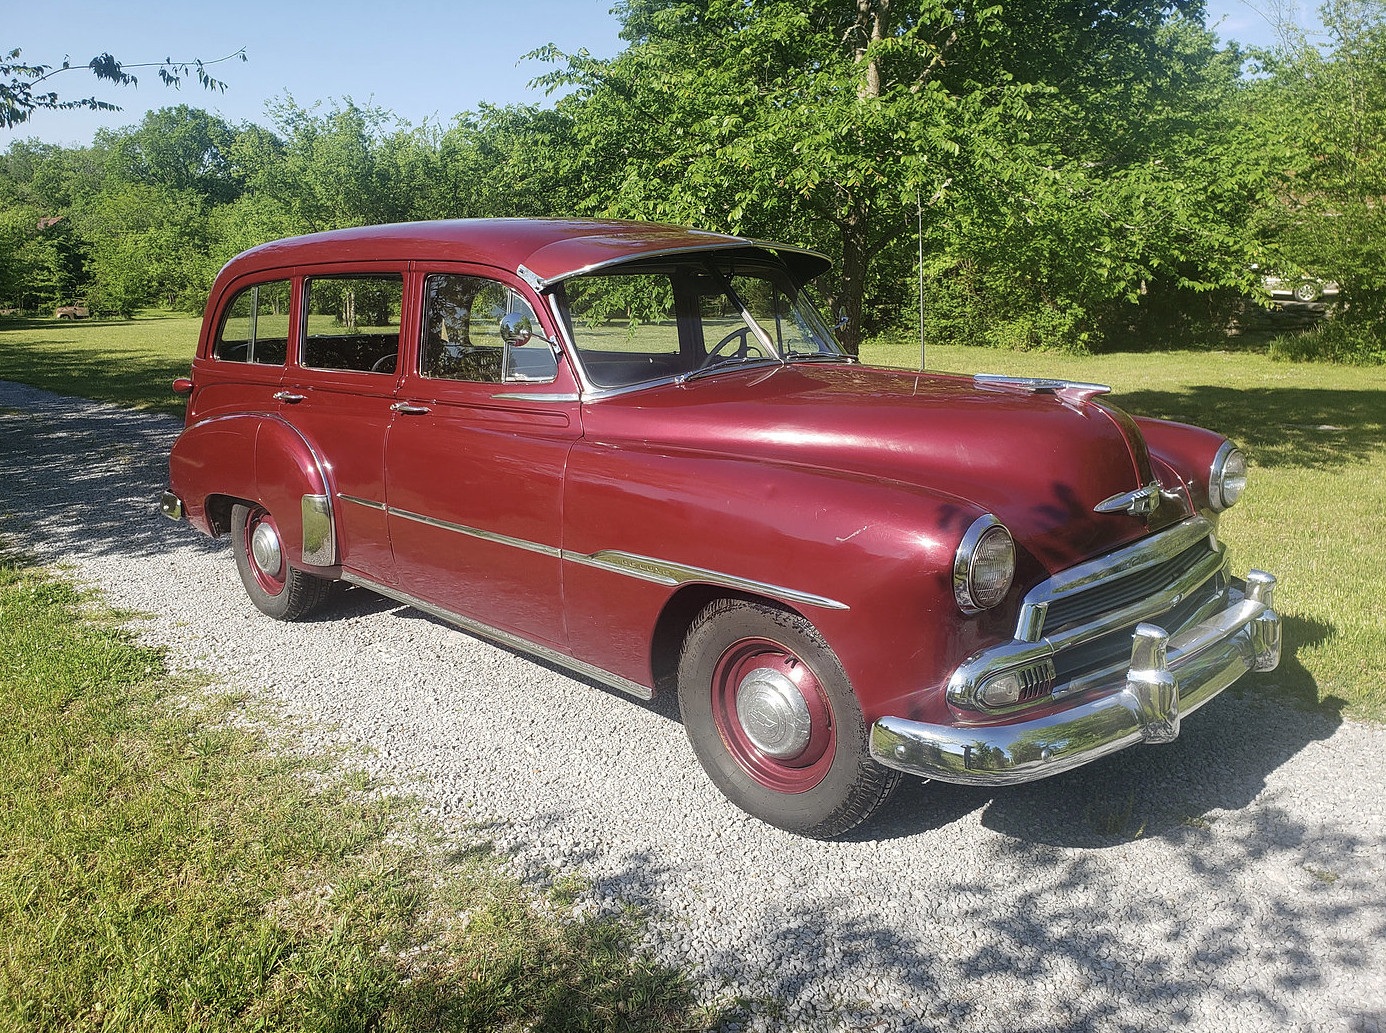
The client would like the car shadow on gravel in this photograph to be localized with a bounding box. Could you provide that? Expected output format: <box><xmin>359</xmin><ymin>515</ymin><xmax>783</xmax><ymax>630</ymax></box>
<box><xmin>854</xmin><ymin>675</ymin><xmax>1343</xmax><ymax>850</ymax></box>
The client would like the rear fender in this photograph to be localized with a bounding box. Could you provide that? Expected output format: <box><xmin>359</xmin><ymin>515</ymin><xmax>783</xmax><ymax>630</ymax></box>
<box><xmin>254</xmin><ymin>417</ymin><xmax>336</xmax><ymax>569</ymax></box>
<box><xmin>169</xmin><ymin>413</ymin><xmax>336</xmax><ymax>569</ymax></box>
<box><xmin>169</xmin><ymin>413</ymin><xmax>262</xmax><ymax>536</ymax></box>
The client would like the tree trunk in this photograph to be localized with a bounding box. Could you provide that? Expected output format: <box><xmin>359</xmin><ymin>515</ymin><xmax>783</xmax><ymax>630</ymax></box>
<box><xmin>835</xmin><ymin>210</ymin><xmax>870</xmax><ymax>356</ymax></box>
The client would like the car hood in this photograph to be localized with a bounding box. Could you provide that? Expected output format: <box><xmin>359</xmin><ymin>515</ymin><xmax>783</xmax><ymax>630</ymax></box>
<box><xmin>580</xmin><ymin>363</ymin><xmax>1178</xmax><ymax>574</ymax></box>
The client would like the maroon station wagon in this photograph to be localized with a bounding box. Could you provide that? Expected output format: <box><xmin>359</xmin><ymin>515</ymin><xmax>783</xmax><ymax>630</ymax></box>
<box><xmin>162</xmin><ymin>219</ymin><xmax>1282</xmax><ymax>837</ymax></box>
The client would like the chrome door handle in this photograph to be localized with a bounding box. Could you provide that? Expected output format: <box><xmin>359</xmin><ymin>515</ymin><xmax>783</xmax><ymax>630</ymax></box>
<box><xmin>390</xmin><ymin>402</ymin><xmax>431</xmax><ymax>415</ymax></box>
<box><xmin>273</xmin><ymin>391</ymin><xmax>305</xmax><ymax>403</ymax></box>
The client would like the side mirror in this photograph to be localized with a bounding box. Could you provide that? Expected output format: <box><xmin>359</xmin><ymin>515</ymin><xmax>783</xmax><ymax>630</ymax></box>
<box><xmin>499</xmin><ymin>312</ymin><xmax>533</xmax><ymax>347</ymax></box>
<box><xmin>834</xmin><ymin>308</ymin><xmax>850</xmax><ymax>332</ymax></box>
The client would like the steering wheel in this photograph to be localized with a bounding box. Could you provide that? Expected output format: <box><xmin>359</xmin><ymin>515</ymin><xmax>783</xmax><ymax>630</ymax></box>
<box><xmin>370</xmin><ymin>353</ymin><xmax>397</xmax><ymax>374</ymax></box>
<box><xmin>702</xmin><ymin>326</ymin><xmax>759</xmax><ymax>367</ymax></box>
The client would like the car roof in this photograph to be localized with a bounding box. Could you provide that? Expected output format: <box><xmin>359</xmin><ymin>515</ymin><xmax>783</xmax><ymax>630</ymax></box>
<box><xmin>220</xmin><ymin>218</ymin><xmax>832</xmax><ymax>289</ymax></box>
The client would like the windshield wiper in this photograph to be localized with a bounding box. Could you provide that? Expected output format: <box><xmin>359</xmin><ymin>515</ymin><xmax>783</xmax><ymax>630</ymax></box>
<box><xmin>784</xmin><ymin>351</ymin><xmax>857</xmax><ymax>363</ymax></box>
<box><xmin>679</xmin><ymin>355</ymin><xmax>780</xmax><ymax>383</ymax></box>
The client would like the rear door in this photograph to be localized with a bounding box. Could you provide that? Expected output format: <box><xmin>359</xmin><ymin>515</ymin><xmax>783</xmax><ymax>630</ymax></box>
<box><xmin>275</xmin><ymin>265</ymin><xmax>410</xmax><ymax>584</ymax></box>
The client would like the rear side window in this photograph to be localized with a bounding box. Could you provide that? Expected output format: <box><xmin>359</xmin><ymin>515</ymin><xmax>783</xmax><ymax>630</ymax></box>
<box><xmin>302</xmin><ymin>274</ymin><xmax>404</xmax><ymax>374</ymax></box>
<box><xmin>213</xmin><ymin>280</ymin><xmax>291</xmax><ymax>364</ymax></box>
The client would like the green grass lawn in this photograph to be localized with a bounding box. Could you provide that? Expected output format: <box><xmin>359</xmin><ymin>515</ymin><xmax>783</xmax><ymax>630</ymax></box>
<box><xmin>0</xmin><ymin>310</ymin><xmax>1380</xmax><ymax>719</ymax></box>
<box><xmin>0</xmin><ymin>550</ymin><xmax>701</xmax><ymax>1032</ymax></box>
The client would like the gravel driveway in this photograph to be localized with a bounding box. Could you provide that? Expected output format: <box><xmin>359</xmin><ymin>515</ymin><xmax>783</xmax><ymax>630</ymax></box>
<box><xmin>2</xmin><ymin>379</ymin><xmax>1383</xmax><ymax>1033</ymax></box>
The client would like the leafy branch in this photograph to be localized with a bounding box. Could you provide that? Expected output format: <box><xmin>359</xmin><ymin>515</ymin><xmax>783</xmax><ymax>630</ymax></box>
<box><xmin>1</xmin><ymin>46</ymin><xmax>247</xmax><ymax>129</ymax></box>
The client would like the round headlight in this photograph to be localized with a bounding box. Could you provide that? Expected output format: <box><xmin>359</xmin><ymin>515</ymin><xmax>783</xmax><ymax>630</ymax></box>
<box><xmin>1210</xmin><ymin>443</ymin><xmax>1247</xmax><ymax>511</ymax></box>
<box><xmin>954</xmin><ymin>515</ymin><xmax>1016</xmax><ymax>613</ymax></box>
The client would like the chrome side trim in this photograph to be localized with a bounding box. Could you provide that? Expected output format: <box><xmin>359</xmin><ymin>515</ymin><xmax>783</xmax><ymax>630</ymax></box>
<box><xmin>338</xmin><ymin>493</ymin><xmax>386</xmax><ymax>512</ymax></box>
<box><xmin>301</xmin><ymin>494</ymin><xmax>336</xmax><ymax>566</ymax></box>
<box><xmin>490</xmin><ymin>391</ymin><xmax>581</xmax><ymax>403</ymax></box>
<box><xmin>340</xmin><ymin>571</ymin><xmax>653</xmax><ymax>701</ymax></box>
<box><xmin>330</xmin><ymin>496</ymin><xmax>843</xmax><ymax>611</ymax></box>
<box><xmin>1015</xmin><ymin>516</ymin><xmax>1215</xmax><ymax>642</ymax></box>
<box><xmin>391</xmin><ymin>506</ymin><xmax>562</xmax><ymax>558</ymax></box>
<box><xmin>566</xmin><ymin>549</ymin><xmax>849</xmax><ymax>611</ymax></box>
<box><xmin>872</xmin><ymin>573</ymin><xmax>1281</xmax><ymax>786</ymax></box>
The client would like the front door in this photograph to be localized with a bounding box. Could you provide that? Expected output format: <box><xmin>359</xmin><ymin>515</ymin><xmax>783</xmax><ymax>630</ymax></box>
<box><xmin>384</xmin><ymin>268</ymin><xmax>581</xmax><ymax>651</ymax></box>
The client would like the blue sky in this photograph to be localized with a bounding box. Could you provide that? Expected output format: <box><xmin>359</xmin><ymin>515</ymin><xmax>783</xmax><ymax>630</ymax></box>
<box><xmin>3</xmin><ymin>1</ymin><xmax>1323</xmax><ymax>149</ymax></box>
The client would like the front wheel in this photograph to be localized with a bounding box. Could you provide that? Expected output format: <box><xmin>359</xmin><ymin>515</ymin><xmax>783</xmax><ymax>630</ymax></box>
<box><xmin>677</xmin><ymin>599</ymin><xmax>899</xmax><ymax>838</ymax></box>
<box><xmin>231</xmin><ymin>502</ymin><xmax>330</xmax><ymax>620</ymax></box>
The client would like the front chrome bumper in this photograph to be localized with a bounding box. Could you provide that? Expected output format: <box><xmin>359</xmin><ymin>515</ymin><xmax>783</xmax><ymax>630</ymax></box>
<box><xmin>869</xmin><ymin>571</ymin><xmax>1280</xmax><ymax>786</ymax></box>
<box><xmin>159</xmin><ymin>490</ymin><xmax>184</xmax><ymax>521</ymax></box>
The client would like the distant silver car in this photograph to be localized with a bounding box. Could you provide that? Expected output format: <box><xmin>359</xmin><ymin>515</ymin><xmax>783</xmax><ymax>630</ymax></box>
<box><xmin>1263</xmin><ymin>275</ymin><xmax>1338</xmax><ymax>302</ymax></box>
<box><xmin>54</xmin><ymin>303</ymin><xmax>89</xmax><ymax>320</ymax></box>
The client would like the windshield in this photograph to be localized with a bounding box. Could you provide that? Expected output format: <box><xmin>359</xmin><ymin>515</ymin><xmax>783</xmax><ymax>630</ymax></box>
<box><xmin>555</xmin><ymin>261</ymin><xmax>845</xmax><ymax>389</ymax></box>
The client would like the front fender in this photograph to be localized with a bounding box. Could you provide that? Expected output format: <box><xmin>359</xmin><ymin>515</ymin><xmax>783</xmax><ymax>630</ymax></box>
<box><xmin>562</xmin><ymin>442</ymin><xmax>1017</xmax><ymax>724</ymax></box>
<box><xmin>1135</xmin><ymin>417</ymin><xmax>1228</xmax><ymax>517</ymax></box>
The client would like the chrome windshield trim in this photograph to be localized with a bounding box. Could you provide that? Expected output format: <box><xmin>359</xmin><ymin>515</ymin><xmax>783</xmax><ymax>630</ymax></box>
<box><xmin>340</xmin><ymin>572</ymin><xmax>653</xmax><ymax>701</ymax></box>
<box><xmin>391</xmin><ymin>506</ymin><xmax>562</xmax><ymax>558</ymax></box>
<box><xmin>567</xmin><ymin>549</ymin><xmax>849</xmax><ymax>611</ymax></box>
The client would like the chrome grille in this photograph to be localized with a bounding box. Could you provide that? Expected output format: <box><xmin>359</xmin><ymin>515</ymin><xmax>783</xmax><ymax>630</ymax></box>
<box><xmin>1040</xmin><ymin>541</ymin><xmax>1214</xmax><ymax>637</ymax></box>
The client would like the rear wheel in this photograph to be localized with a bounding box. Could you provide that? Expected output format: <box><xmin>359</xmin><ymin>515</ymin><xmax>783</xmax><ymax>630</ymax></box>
<box><xmin>1292</xmin><ymin>280</ymin><xmax>1322</xmax><ymax>302</ymax></box>
<box><xmin>231</xmin><ymin>502</ymin><xmax>330</xmax><ymax>620</ymax></box>
<box><xmin>677</xmin><ymin>599</ymin><xmax>899</xmax><ymax>838</ymax></box>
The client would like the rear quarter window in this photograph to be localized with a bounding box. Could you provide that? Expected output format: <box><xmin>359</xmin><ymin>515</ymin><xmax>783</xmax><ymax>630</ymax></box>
<box><xmin>213</xmin><ymin>281</ymin><xmax>292</xmax><ymax>364</ymax></box>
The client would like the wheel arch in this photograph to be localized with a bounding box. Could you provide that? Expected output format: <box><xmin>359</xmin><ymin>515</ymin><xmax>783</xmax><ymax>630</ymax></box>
<box><xmin>650</xmin><ymin>583</ymin><xmax>807</xmax><ymax>696</ymax></box>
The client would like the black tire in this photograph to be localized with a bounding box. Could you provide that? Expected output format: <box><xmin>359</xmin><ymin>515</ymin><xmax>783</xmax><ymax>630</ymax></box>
<box><xmin>230</xmin><ymin>502</ymin><xmax>330</xmax><ymax>621</ymax></box>
<box><xmin>677</xmin><ymin>598</ymin><xmax>899</xmax><ymax>838</ymax></box>
<box><xmin>1292</xmin><ymin>280</ymin><xmax>1322</xmax><ymax>302</ymax></box>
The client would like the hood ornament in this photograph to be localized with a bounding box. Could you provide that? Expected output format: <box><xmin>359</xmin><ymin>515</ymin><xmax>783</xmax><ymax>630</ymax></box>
<box><xmin>1094</xmin><ymin>482</ymin><xmax>1162</xmax><ymax>517</ymax></box>
<box><xmin>973</xmin><ymin>374</ymin><xmax>1112</xmax><ymax>404</ymax></box>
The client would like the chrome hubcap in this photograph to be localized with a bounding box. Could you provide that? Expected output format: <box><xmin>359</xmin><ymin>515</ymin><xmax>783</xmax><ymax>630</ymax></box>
<box><xmin>735</xmin><ymin>666</ymin><xmax>812</xmax><ymax>759</ymax></box>
<box><xmin>250</xmin><ymin>521</ymin><xmax>282</xmax><ymax>577</ymax></box>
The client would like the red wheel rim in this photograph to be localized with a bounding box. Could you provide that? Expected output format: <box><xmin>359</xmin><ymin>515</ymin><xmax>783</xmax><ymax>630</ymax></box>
<box><xmin>243</xmin><ymin>507</ymin><xmax>286</xmax><ymax>597</ymax></box>
<box><xmin>711</xmin><ymin>637</ymin><xmax>835</xmax><ymax>794</ymax></box>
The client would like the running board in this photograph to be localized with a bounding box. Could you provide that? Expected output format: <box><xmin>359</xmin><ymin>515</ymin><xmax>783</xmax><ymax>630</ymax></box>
<box><xmin>340</xmin><ymin>571</ymin><xmax>655</xmax><ymax>701</ymax></box>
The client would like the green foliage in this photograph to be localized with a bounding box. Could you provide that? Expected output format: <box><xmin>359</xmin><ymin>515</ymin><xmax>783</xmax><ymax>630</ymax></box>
<box><xmin>1</xmin><ymin>47</ymin><xmax>244</xmax><ymax>130</ymax></box>
<box><xmin>1245</xmin><ymin>1</ymin><xmax>1386</xmax><ymax>364</ymax></box>
<box><xmin>1</xmin><ymin>3</ymin><xmax>1382</xmax><ymax>363</ymax></box>
<box><xmin>1270</xmin><ymin>315</ymin><xmax>1386</xmax><ymax>364</ymax></box>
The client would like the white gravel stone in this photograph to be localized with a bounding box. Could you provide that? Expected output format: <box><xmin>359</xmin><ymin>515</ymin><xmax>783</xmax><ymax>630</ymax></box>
<box><xmin>2</xmin><ymin>379</ymin><xmax>1384</xmax><ymax>1032</ymax></box>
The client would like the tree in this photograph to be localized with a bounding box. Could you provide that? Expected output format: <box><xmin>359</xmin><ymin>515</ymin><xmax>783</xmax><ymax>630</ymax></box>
<box><xmin>1253</xmin><ymin>0</ymin><xmax>1386</xmax><ymax>361</ymax></box>
<box><xmin>535</xmin><ymin>1</ymin><xmax>1026</xmax><ymax>352</ymax></box>
<box><xmin>536</xmin><ymin>1</ymin><xmax>1265</xmax><ymax>353</ymax></box>
<box><xmin>1</xmin><ymin>47</ymin><xmax>246</xmax><ymax>130</ymax></box>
